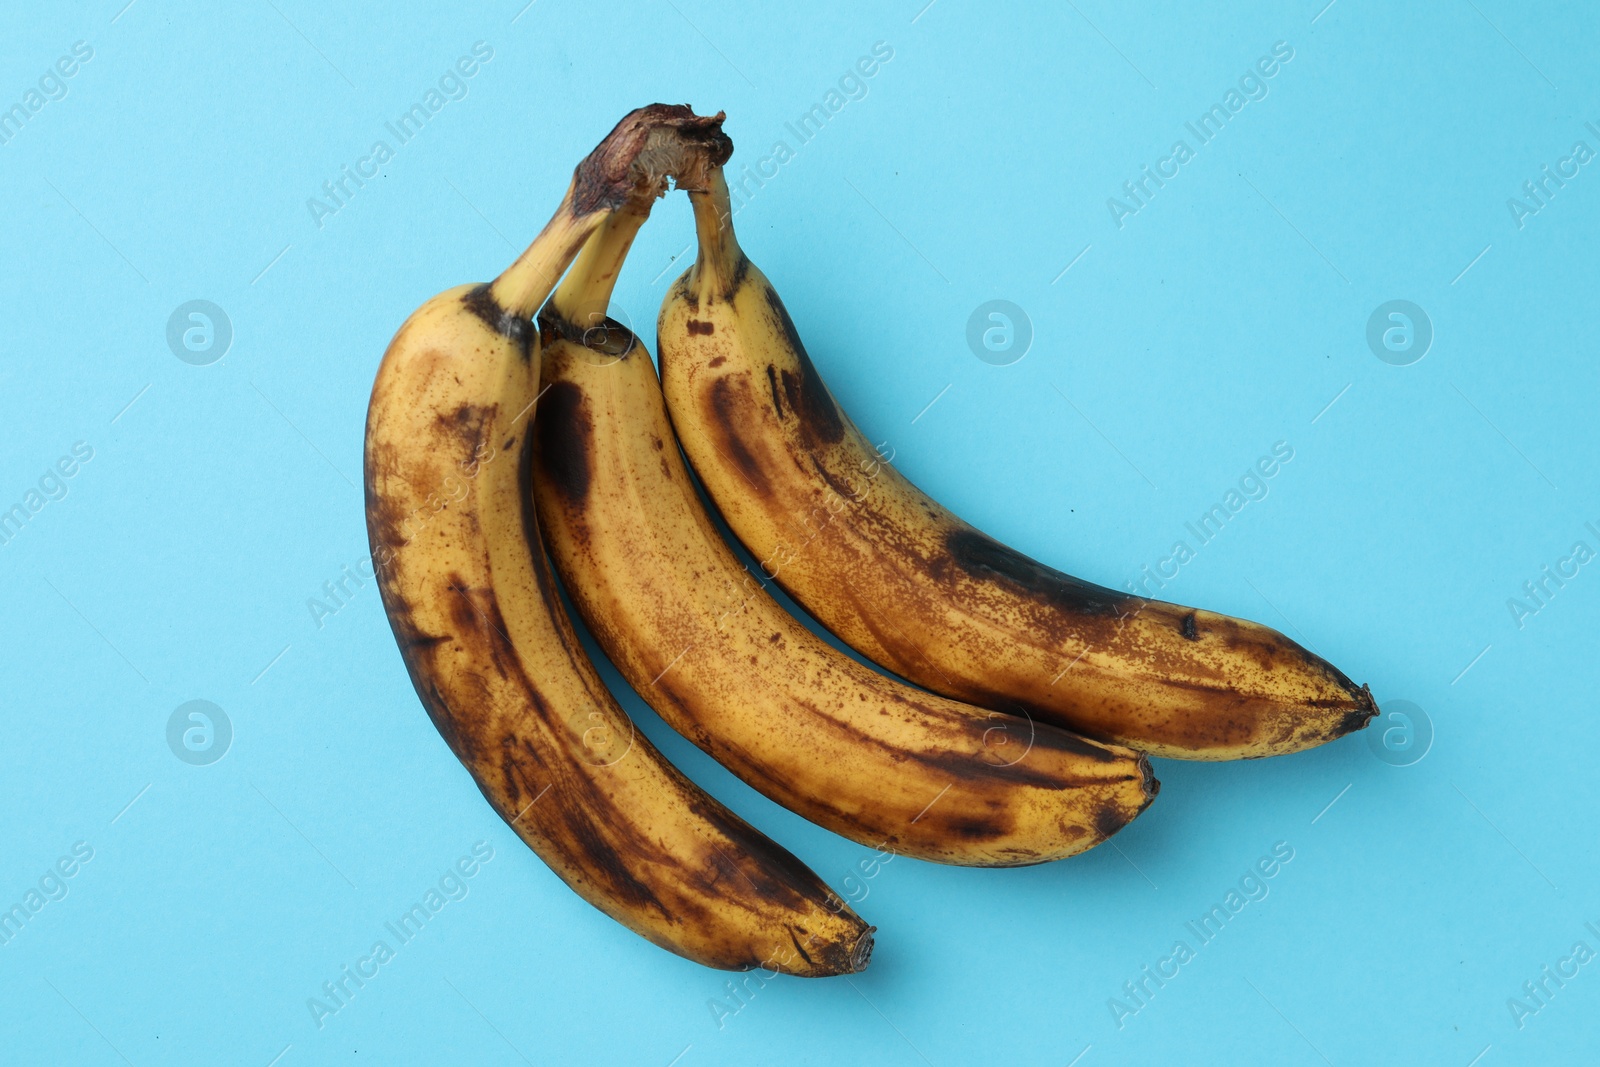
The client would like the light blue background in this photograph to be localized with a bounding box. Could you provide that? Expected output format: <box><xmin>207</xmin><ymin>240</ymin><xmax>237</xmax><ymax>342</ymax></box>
<box><xmin>3</xmin><ymin>1</ymin><xmax>1596</xmax><ymax>1063</ymax></box>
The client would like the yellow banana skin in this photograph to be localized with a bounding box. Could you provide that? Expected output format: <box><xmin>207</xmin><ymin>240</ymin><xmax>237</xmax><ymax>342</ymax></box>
<box><xmin>364</xmin><ymin>109</ymin><xmax>872</xmax><ymax>975</ymax></box>
<box><xmin>656</xmin><ymin>170</ymin><xmax>1377</xmax><ymax>762</ymax></box>
<box><xmin>529</xmin><ymin>213</ymin><xmax>1156</xmax><ymax>867</ymax></box>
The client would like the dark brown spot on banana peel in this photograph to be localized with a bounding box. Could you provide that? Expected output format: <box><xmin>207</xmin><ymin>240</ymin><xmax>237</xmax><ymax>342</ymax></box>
<box><xmin>671</xmin><ymin>273</ymin><xmax>699</xmax><ymax>312</ymax></box>
<box><xmin>942</xmin><ymin>527</ymin><xmax>1130</xmax><ymax>618</ymax></box>
<box><xmin>398</xmin><ymin>628</ymin><xmax>447</xmax><ymax>653</ymax></box>
<box><xmin>428</xmin><ymin>404</ymin><xmax>498</xmax><ymax>488</ymax></box>
<box><xmin>518</xmin><ymin>433</ymin><xmax>582</xmax><ymax>627</ymax></box>
<box><xmin>707</xmin><ymin>378</ymin><xmax>770</xmax><ymax>496</ymax></box>
<box><xmin>766</xmin><ymin>365</ymin><xmax>784</xmax><ymax>416</ymax></box>
<box><xmin>551</xmin><ymin>790</ymin><xmax>673</xmax><ymax>918</ymax></box>
<box><xmin>363</xmin><ymin>444</ymin><xmax>413</xmax><ymax>554</ymax></box>
<box><xmin>898</xmin><ymin>735</ymin><xmax>1135</xmax><ymax>792</ymax></box>
<box><xmin>761</xmin><ymin>285</ymin><xmax>844</xmax><ymax>444</ymax></box>
<box><xmin>986</xmin><ymin>711</ymin><xmax>1127</xmax><ymax>765</ymax></box>
<box><xmin>461</xmin><ymin>284</ymin><xmax>534</xmax><ymax>360</ymax></box>
<box><xmin>727</xmin><ymin>251</ymin><xmax>750</xmax><ymax>297</ymax></box>
<box><xmin>441</xmin><ymin>403</ymin><xmax>483</xmax><ymax>434</ymax></box>
<box><xmin>540</xmin><ymin>309</ymin><xmax>640</xmax><ymax>362</ymax></box>
<box><xmin>694</xmin><ymin>249</ymin><xmax>753</xmax><ymax>305</ymax></box>
<box><xmin>1091</xmin><ymin>759</ymin><xmax>1157</xmax><ymax>842</ymax></box>
<box><xmin>687</xmin><ymin>319</ymin><xmax>714</xmax><ymax>335</ymax></box>
<box><xmin>1181</xmin><ymin>612</ymin><xmax>1198</xmax><ymax>640</ymax></box>
<box><xmin>534</xmin><ymin>381</ymin><xmax>593</xmax><ymax>505</ymax></box>
<box><xmin>372</xmin><ymin>583</ymin><xmax>462</xmax><ymax>755</ymax></box>
<box><xmin>446</xmin><ymin>573</ymin><xmax>480</xmax><ymax>632</ymax></box>
<box><xmin>945</xmin><ymin>818</ymin><xmax>1009</xmax><ymax>842</ymax></box>
<box><xmin>684</xmin><ymin>793</ymin><xmax>840</xmax><ymax>914</ymax></box>
<box><xmin>1093</xmin><ymin>803</ymin><xmax>1130</xmax><ymax>841</ymax></box>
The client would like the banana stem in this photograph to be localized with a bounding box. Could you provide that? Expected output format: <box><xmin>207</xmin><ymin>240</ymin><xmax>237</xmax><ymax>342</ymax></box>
<box><xmin>489</xmin><ymin>185</ymin><xmax>610</xmax><ymax>319</ymax></box>
<box><xmin>549</xmin><ymin>202</ymin><xmax>650</xmax><ymax>327</ymax></box>
<box><xmin>488</xmin><ymin>105</ymin><xmax>733</xmax><ymax>321</ymax></box>
<box><xmin>687</xmin><ymin>167</ymin><xmax>743</xmax><ymax>297</ymax></box>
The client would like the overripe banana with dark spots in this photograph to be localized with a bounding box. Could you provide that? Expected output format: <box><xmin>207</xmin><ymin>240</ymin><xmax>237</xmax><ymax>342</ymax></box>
<box><xmin>655</xmin><ymin>167</ymin><xmax>1377</xmax><ymax>761</ymax></box>
<box><xmin>529</xmin><ymin>207</ymin><xmax>1156</xmax><ymax>867</ymax></box>
<box><xmin>364</xmin><ymin>107</ymin><xmax>872</xmax><ymax>974</ymax></box>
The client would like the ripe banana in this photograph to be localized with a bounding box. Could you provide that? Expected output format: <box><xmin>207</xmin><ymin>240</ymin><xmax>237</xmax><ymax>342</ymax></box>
<box><xmin>364</xmin><ymin>107</ymin><xmax>872</xmax><ymax>974</ymax></box>
<box><xmin>530</xmin><ymin>207</ymin><xmax>1156</xmax><ymax>867</ymax></box>
<box><xmin>656</xmin><ymin>168</ymin><xmax>1377</xmax><ymax>761</ymax></box>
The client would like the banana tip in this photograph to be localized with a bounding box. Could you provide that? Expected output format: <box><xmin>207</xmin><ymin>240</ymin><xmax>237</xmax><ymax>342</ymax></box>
<box><xmin>1137</xmin><ymin>753</ymin><xmax>1160</xmax><ymax>803</ymax></box>
<box><xmin>847</xmin><ymin>926</ymin><xmax>876</xmax><ymax>974</ymax></box>
<box><xmin>1339</xmin><ymin>683</ymin><xmax>1380</xmax><ymax>737</ymax></box>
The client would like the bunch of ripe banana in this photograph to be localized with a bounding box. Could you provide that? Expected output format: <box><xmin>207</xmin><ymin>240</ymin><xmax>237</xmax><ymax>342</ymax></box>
<box><xmin>364</xmin><ymin>106</ymin><xmax>1377</xmax><ymax>974</ymax></box>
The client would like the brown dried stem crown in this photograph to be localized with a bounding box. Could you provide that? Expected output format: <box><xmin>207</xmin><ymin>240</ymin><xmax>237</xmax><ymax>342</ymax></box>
<box><xmin>573</xmin><ymin>104</ymin><xmax>733</xmax><ymax>216</ymax></box>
